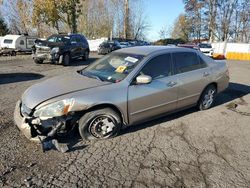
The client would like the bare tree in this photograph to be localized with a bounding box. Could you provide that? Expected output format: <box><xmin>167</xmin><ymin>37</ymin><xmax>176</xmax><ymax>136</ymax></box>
<box><xmin>1</xmin><ymin>0</ymin><xmax>33</xmax><ymax>35</ymax></box>
<box><xmin>183</xmin><ymin>0</ymin><xmax>205</xmax><ymax>42</ymax></box>
<box><xmin>129</xmin><ymin>0</ymin><xmax>150</xmax><ymax>40</ymax></box>
<box><xmin>206</xmin><ymin>0</ymin><xmax>218</xmax><ymax>42</ymax></box>
<box><xmin>123</xmin><ymin>0</ymin><xmax>130</xmax><ymax>39</ymax></box>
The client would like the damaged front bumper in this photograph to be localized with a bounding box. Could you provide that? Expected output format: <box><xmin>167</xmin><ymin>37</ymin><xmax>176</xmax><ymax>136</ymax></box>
<box><xmin>14</xmin><ymin>101</ymin><xmax>42</xmax><ymax>142</ymax></box>
<box><xmin>14</xmin><ymin>100</ymin><xmax>73</xmax><ymax>143</ymax></box>
<box><xmin>32</xmin><ymin>52</ymin><xmax>60</xmax><ymax>63</ymax></box>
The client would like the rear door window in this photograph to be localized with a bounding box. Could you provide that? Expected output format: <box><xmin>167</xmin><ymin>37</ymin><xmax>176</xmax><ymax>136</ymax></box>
<box><xmin>70</xmin><ymin>36</ymin><xmax>77</xmax><ymax>44</ymax></box>
<box><xmin>140</xmin><ymin>53</ymin><xmax>172</xmax><ymax>80</ymax></box>
<box><xmin>198</xmin><ymin>55</ymin><xmax>207</xmax><ymax>68</ymax></box>
<box><xmin>172</xmin><ymin>52</ymin><xmax>201</xmax><ymax>74</ymax></box>
<box><xmin>76</xmin><ymin>36</ymin><xmax>83</xmax><ymax>43</ymax></box>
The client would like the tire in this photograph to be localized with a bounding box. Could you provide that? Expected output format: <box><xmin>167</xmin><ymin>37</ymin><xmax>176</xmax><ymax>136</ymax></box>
<box><xmin>83</xmin><ymin>50</ymin><xmax>89</xmax><ymax>61</ymax></box>
<box><xmin>34</xmin><ymin>59</ymin><xmax>43</xmax><ymax>64</ymax></box>
<box><xmin>198</xmin><ymin>85</ymin><xmax>217</xmax><ymax>110</ymax></box>
<box><xmin>11</xmin><ymin>51</ymin><xmax>16</xmax><ymax>56</ymax></box>
<box><xmin>63</xmin><ymin>53</ymin><xmax>71</xmax><ymax>66</ymax></box>
<box><xmin>78</xmin><ymin>108</ymin><xmax>121</xmax><ymax>141</ymax></box>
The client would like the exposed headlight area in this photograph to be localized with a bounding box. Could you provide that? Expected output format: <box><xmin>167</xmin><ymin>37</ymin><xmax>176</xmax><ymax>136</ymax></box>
<box><xmin>34</xmin><ymin>98</ymin><xmax>75</xmax><ymax>119</ymax></box>
<box><xmin>16</xmin><ymin>98</ymin><xmax>78</xmax><ymax>149</ymax></box>
<box><xmin>21</xmin><ymin>103</ymin><xmax>32</xmax><ymax>117</ymax></box>
<box><xmin>51</xmin><ymin>47</ymin><xmax>60</xmax><ymax>54</ymax></box>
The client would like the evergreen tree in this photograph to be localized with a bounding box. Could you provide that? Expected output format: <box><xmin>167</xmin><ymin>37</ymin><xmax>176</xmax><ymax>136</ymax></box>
<box><xmin>0</xmin><ymin>15</ymin><xmax>9</xmax><ymax>36</ymax></box>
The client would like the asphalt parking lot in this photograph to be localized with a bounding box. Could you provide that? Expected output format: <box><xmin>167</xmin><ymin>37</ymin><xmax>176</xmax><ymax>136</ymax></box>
<box><xmin>0</xmin><ymin>54</ymin><xmax>250</xmax><ymax>187</ymax></box>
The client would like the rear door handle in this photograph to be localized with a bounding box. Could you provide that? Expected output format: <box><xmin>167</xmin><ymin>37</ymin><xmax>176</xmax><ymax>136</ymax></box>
<box><xmin>203</xmin><ymin>72</ymin><xmax>210</xmax><ymax>77</ymax></box>
<box><xmin>167</xmin><ymin>81</ymin><xmax>177</xmax><ymax>87</ymax></box>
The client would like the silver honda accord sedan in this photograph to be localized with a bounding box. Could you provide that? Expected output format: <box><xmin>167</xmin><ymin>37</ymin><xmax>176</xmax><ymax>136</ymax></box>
<box><xmin>14</xmin><ymin>46</ymin><xmax>229</xmax><ymax>142</ymax></box>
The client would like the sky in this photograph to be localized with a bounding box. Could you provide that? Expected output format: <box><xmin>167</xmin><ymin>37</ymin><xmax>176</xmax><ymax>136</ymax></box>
<box><xmin>145</xmin><ymin>0</ymin><xmax>185</xmax><ymax>41</ymax></box>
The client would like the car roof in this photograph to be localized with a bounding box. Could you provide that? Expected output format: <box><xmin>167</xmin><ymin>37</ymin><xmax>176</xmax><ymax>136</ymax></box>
<box><xmin>115</xmin><ymin>46</ymin><xmax>198</xmax><ymax>56</ymax></box>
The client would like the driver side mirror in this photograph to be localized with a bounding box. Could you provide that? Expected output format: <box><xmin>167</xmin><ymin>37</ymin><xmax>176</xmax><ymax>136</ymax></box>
<box><xmin>136</xmin><ymin>75</ymin><xmax>152</xmax><ymax>84</ymax></box>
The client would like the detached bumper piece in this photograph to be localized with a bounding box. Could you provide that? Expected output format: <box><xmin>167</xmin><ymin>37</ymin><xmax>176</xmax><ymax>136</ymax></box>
<box><xmin>14</xmin><ymin>101</ymin><xmax>70</xmax><ymax>153</ymax></box>
<box><xmin>41</xmin><ymin>139</ymin><xmax>69</xmax><ymax>153</ymax></box>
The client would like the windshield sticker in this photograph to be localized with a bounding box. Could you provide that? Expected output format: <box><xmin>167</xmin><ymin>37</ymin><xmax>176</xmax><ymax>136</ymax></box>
<box><xmin>116</xmin><ymin>66</ymin><xmax>127</xmax><ymax>73</ymax></box>
<box><xmin>125</xmin><ymin>56</ymin><xmax>138</xmax><ymax>63</ymax></box>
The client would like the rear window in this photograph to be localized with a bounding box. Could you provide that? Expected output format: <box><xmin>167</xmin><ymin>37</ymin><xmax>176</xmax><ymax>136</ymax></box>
<box><xmin>4</xmin><ymin>39</ymin><xmax>13</xmax><ymax>44</ymax></box>
<box><xmin>20</xmin><ymin>40</ymin><xmax>24</xmax><ymax>45</ymax></box>
<box><xmin>27</xmin><ymin>39</ymin><xmax>35</xmax><ymax>46</ymax></box>
<box><xmin>199</xmin><ymin>44</ymin><xmax>212</xmax><ymax>48</ymax></box>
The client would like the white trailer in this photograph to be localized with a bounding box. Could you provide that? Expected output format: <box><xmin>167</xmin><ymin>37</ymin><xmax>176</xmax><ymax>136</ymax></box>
<box><xmin>0</xmin><ymin>36</ymin><xmax>3</xmax><ymax>48</ymax></box>
<box><xmin>0</xmin><ymin>35</ymin><xmax>37</xmax><ymax>52</ymax></box>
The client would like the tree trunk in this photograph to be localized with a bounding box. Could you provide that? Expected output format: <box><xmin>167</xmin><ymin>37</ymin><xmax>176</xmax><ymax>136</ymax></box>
<box><xmin>124</xmin><ymin>0</ymin><xmax>129</xmax><ymax>39</ymax></box>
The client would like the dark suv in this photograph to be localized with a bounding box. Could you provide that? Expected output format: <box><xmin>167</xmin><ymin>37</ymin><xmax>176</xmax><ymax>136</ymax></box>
<box><xmin>32</xmin><ymin>34</ymin><xmax>90</xmax><ymax>66</ymax></box>
<box><xmin>98</xmin><ymin>41</ymin><xmax>121</xmax><ymax>55</ymax></box>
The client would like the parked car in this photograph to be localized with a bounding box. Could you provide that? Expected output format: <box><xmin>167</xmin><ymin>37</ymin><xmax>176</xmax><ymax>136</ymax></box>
<box><xmin>98</xmin><ymin>41</ymin><xmax>121</xmax><ymax>54</ymax></box>
<box><xmin>198</xmin><ymin>43</ymin><xmax>214</xmax><ymax>57</ymax></box>
<box><xmin>0</xmin><ymin>34</ymin><xmax>37</xmax><ymax>53</ymax></box>
<box><xmin>32</xmin><ymin>33</ymin><xmax>89</xmax><ymax>65</ymax></box>
<box><xmin>178</xmin><ymin>44</ymin><xmax>200</xmax><ymax>50</ymax></box>
<box><xmin>129</xmin><ymin>41</ymin><xmax>137</xmax><ymax>46</ymax></box>
<box><xmin>14</xmin><ymin>46</ymin><xmax>229</xmax><ymax>145</ymax></box>
<box><xmin>119</xmin><ymin>42</ymin><xmax>130</xmax><ymax>48</ymax></box>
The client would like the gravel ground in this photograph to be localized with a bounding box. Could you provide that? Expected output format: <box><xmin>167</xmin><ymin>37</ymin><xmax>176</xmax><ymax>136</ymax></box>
<box><xmin>0</xmin><ymin>54</ymin><xmax>32</xmax><ymax>62</ymax></box>
<box><xmin>0</xmin><ymin>54</ymin><xmax>250</xmax><ymax>187</ymax></box>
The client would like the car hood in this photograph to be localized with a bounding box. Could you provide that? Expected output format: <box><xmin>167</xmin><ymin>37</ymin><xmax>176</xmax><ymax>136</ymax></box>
<box><xmin>22</xmin><ymin>71</ymin><xmax>110</xmax><ymax>109</ymax></box>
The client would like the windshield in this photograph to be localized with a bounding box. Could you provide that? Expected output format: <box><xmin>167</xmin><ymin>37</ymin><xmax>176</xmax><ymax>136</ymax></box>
<box><xmin>47</xmin><ymin>36</ymin><xmax>70</xmax><ymax>44</ymax></box>
<box><xmin>199</xmin><ymin>43</ymin><xmax>212</xmax><ymax>48</ymax></box>
<box><xmin>81</xmin><ymin>53</ymin><xmax>144</xmax><ymax>83</ymax></box>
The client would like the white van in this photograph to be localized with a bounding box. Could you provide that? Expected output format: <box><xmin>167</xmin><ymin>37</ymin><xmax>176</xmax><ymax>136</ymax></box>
<box><xmin>0</xmin><ymin>35</ymin><xmax>37</xmax><ymax>52</ymax></box>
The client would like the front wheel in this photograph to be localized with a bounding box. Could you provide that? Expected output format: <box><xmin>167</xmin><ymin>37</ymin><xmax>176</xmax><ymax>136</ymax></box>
<box><xmin>61</xmin><ymin>54</ymin><xmax>71</xmax><ymax>66</ymax></box>
<box><xmin>78</xmin><ymin>108</ymin><xmax>121</xmax><ymax>141</ymax></box>
<box><xmin>198</xmin><ymin>85</ymin><xmax>217</xmax><ymax>110</ymax></box>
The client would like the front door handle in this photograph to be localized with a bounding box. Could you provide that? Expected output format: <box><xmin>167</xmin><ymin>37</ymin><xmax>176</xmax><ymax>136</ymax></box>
<box><xmin>203</xmin><ymin>72</ymin><xmax>210</xmax><ymax>77</ymax></box>
<box><xmin>167</xmin><ymin>81</ymin><xmax>177</xmax><ymax>87</ymax></box>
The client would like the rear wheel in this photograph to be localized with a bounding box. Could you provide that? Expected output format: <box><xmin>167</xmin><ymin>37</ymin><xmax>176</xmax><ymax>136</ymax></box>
<box><xmin>34</xmin><ymin>59</ymin><xmax>43</xmax><ymax>64</ymax></box>
<box><xmin>83</xmin><ymin>50</ymin><xmax>89</xmax><ymax>61</ymax></box>
<box><xmin>11</xmin><ymin>51</ymin><xmax>16</xmax><ymax>56</ymax></box>
<box><xmin>198</xmin><ymin>85</ymin><xmax>217</xmax><ymax>110</ymax></box>
<box><xmin>78</xmin><ymin>108</ymin><xmax>121</xmax><ymax>141</ymax></box>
